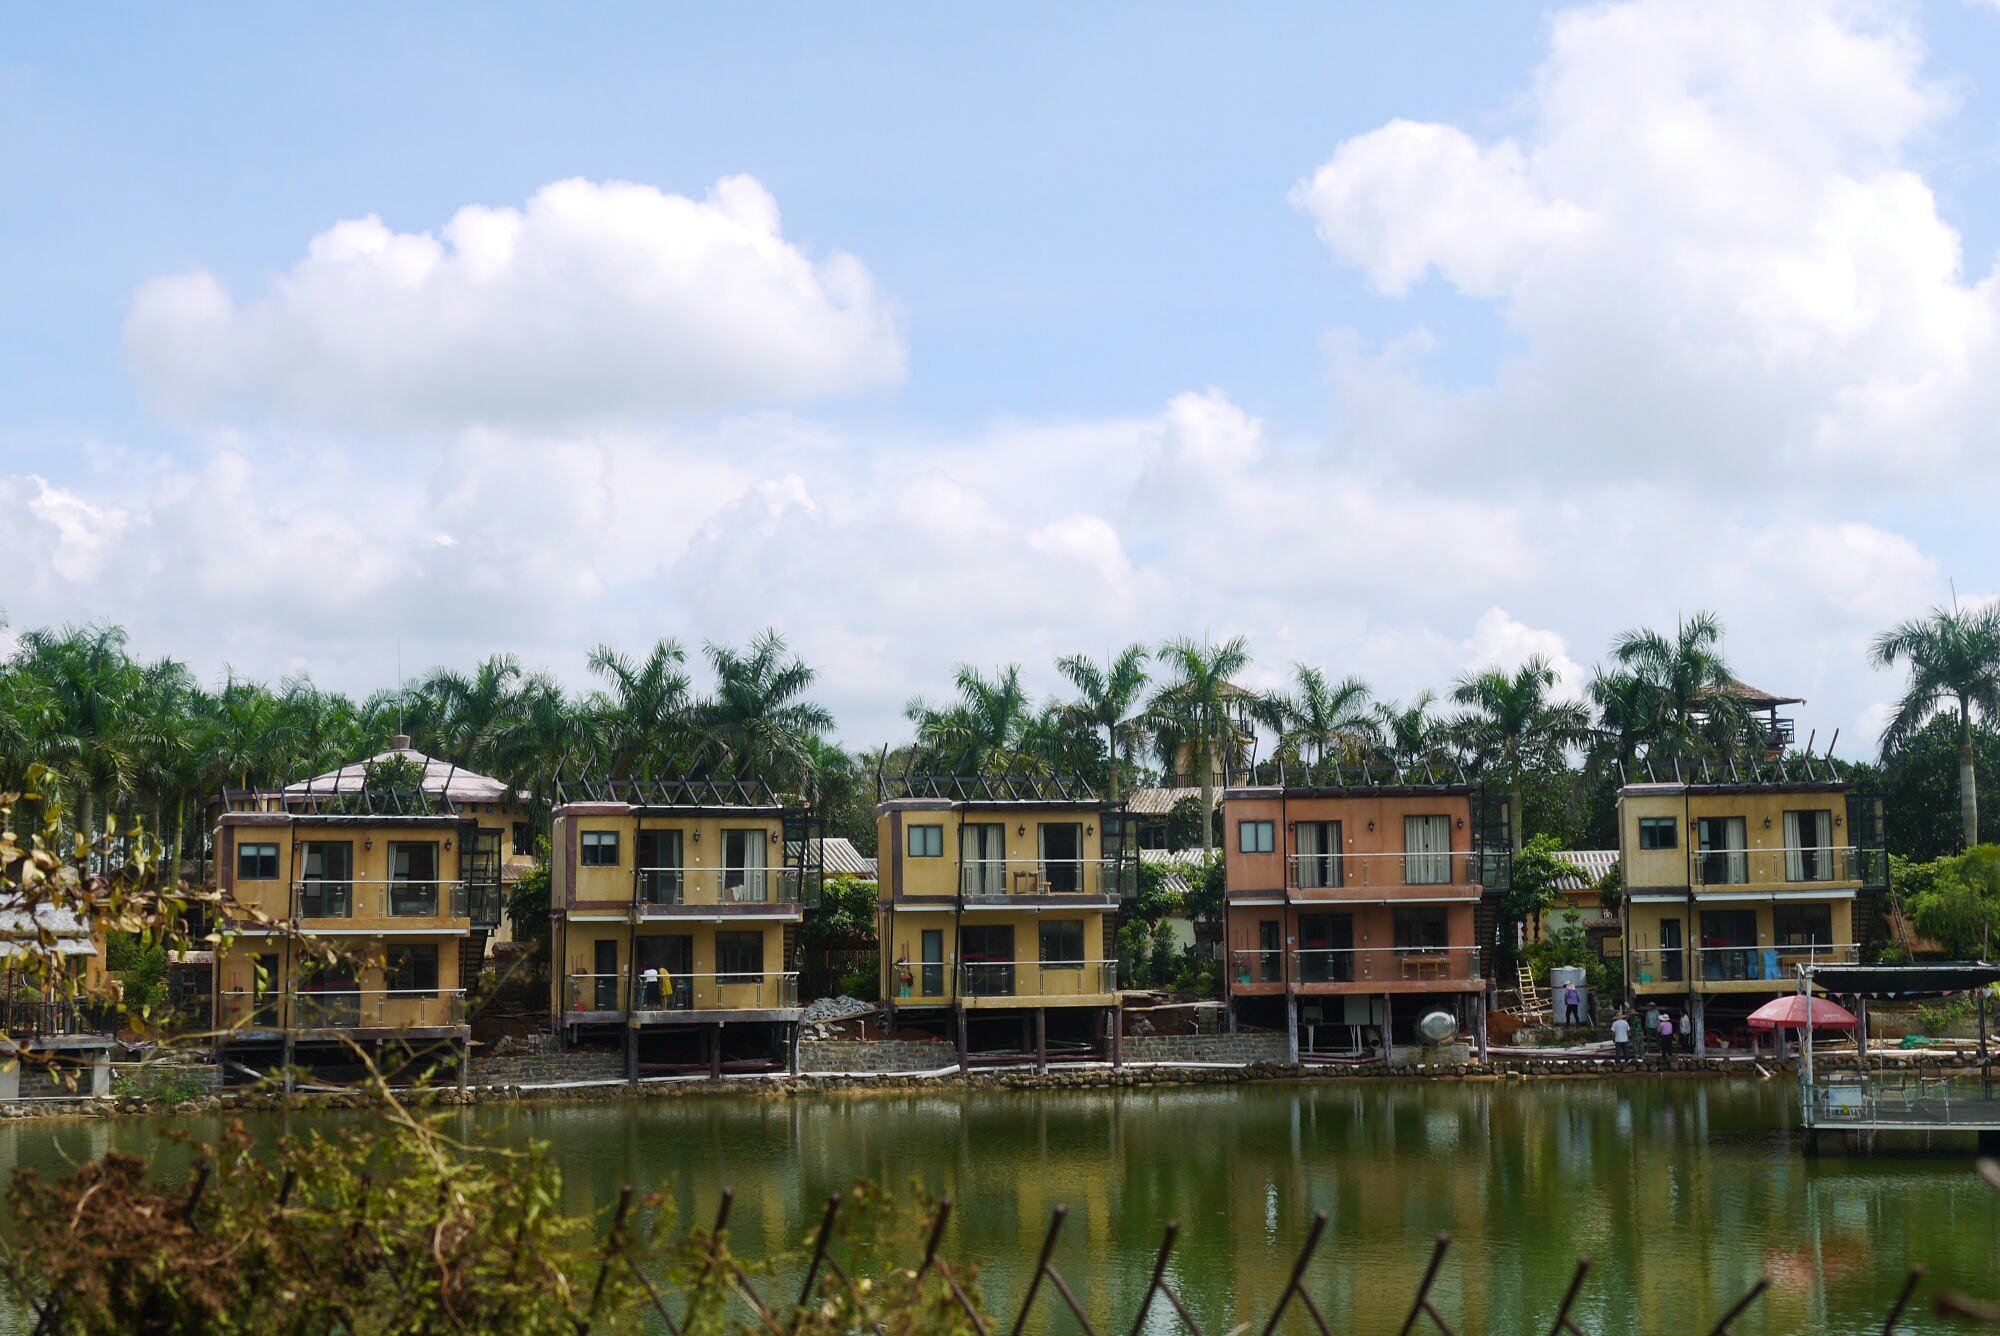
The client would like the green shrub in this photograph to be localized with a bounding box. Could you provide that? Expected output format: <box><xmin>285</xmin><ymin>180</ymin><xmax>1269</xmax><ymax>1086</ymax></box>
<box><xmin>110</xmin><ymin>1066</ymin><xmax>208</xmax><ymax>1105</ymax></box>
<box><xmin>837</xmin><ymin>955</ymin><xmax>880</xmax><ymax>1000</ymax></box>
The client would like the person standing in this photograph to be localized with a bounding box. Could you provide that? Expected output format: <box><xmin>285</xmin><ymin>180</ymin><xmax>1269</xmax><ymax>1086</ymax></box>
<box><xmin>1611</xmin><ymin>1011</ymin><xmax>1631</xmax><ymax>1059</ymax></box>
<box><xmin>1658</xmin><ymin>1010</ymin><xmax>1675</xmax><ymax>1061</ymax></box>
<box><xmin>1679</xmin><ymin>1009</ymin><xmax>1693</xmax><ymax>1054</ymax></box>
<box><xmin>1563</xmin><ymin>981</ymin><xmax>1582</xmax><ymax>1026</ymax></box>
<box><xmin>1643</xmin><ymin>1002</ymin><xmax>1660</xmax><ymax>1052</ymax></box>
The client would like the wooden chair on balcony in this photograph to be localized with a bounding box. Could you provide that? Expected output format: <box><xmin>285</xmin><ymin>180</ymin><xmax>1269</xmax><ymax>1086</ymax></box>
<box><xmin>1400</xmin><ymin>955</ymin><xmax>1449</xmax><ymax>982</ymax></box>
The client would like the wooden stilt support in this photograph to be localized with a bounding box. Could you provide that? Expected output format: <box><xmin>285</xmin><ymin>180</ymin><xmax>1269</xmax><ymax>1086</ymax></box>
<box><xmin>1035</xmin><ymin>1008</ymin><xmax>1046</xmax><ymax>1074</ymax></box>
<box><xmin>625</xmin><ymin>1023</ymin><xmax>638</xmax><ymax>1085</ymax></box>
<box><xmin>709</xmin><ymin>1024</ymin><xmax>722</xmax><ymax>1079</ymax></box>
<box><xmin>281</xmin><ymin>1030</ymin><xmax>296</xmax><ymax>1096</ymax></box>
<box><xmin>1381</xmin><ymin>993</ymin><xmax>1393</xmax><ymax>1062</ymax></box>
<box><xmin>458</xmin><ymin>1036</ymin><xmax>469</xmax><ymax>1093</ymax></box>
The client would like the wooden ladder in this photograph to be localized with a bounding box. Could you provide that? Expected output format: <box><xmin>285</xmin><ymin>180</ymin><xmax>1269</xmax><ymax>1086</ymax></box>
<box><xmin>1513</xmin><ymin>959</ymin><xmax>1548</xmax><ymax>1021</ymax></box>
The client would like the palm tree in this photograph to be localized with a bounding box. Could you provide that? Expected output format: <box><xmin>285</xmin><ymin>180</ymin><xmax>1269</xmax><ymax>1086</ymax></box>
<box><xmin>586</xmin><ymin>640</ymin><xmax>694</xmax><ymax>781</ymax></box>
<box><xmin>1870</xmin><ymin>603</ymin><xmax>2000</xmax><ymax>849</ymax></box>
<box><xmin>1055</xmin><ymin>645</ymin><xmax>1152</xmax><ymax>799</ymax></box>
<box><xmin>1585</xmin><ymin>666</ymin><xmax>1653</xmax><ymax>773</ymax></box>
<box><xmin>418</xmin><ymin>655</ymin><xmax>529</xmax><ymax>776</ymax></box>
<box><xmin>1450</xmin><ymin>656</ymin><xmax>1591</xmax><ymax>853</ymax></box>
<box><xmin>702</xmin><ymin>630</ymin><xmax>835</xmax><ymax>789</ymax></box>
<box><xmin>1148</xmin><ymin>636</ymin><xmax>1255</xmax><ymax>853</ymax></box>
<box><xmin>8</xmin><ymin>623</ymin><xmax>142</xmax><ymax>851</ymax></box>
<box><xmin>1373</xmin><ymin>690</ymin><xmax>1444</xmax><ymax>763</ymax></box>
<box><xmin>905</xmin><ymin>665</ymin><xmax>1034</xmax><ymax>775</ymax></box>
<box><xmin>1276</xmin><ymin>666</ymin><xmax>1376</xmax><ymax>769</ymax></box>
<box><xmin>1606</xmin><ymin>612</ymin><xmax>1748</xmax><ymax>758</ymax></box>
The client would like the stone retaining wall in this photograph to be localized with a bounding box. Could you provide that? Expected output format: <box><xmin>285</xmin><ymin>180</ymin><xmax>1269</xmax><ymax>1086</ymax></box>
<box><xmin>798</xmin><ymin>1040</ymin><xmax>955</xmax><ymax>1072</ymax></box>
<box><xmin>1121</xmin><ymin>1034</ymin><xmax>1290</xmax><ymax>1064</ymax></box>
<box><xmin>468</xmin><ymin>1052</ymin><xmax>624</xmax><ymax>1086</ymax></box>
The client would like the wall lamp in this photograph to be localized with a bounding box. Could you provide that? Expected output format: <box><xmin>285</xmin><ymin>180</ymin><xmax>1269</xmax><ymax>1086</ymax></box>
<box><xmin>1367</xmin><ymin>820</ymin><xmax>1375</xmax><ymax>831</ymax></box>
<box><xmin>364</xmin><ymin>838</ymin><xmax>372</xmax><ymax>851</ymax></box>
<box><xmin>1018</xmin><ymin>826</ymin><xmax>1026</xmax><ymax>836</ymax></box>
<box><xmin>1763</xmin><ymin>817</ymin><xmax>1772</xmax><ymax>829</ymax></box>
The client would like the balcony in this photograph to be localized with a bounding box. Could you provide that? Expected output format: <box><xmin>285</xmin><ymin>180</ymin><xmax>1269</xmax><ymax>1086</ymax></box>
<box><xmin>1279</xmin><ymin>852</ymin><xmax>1498</xmax><ymax>896</ymax></box>
<box><xmin>956</xmin><ymin>960</ymin><xmax>1118</xmax><ymax>1000</ymax></box>
<box><xmin>1685</xmin><ymin>847</ymin><xmax>1877</xmax><ymax>889</ymax></box>
<box><xmin>957</xmin><ymin>859</ymin><xmax>1133</xmax><ymax>900</ymax></box>
<box><xmin>217</xmin><ymin>988</ymin><xmax>467</xmax><ymax>1031</ymax></box>
<box><xmin>635</xmin><ymin>867</ymin><xmax>806</xmax><ymax>910</ymax></box>
<box><xmin>1629</xmin><ymin>943</ymin><xmax>1859</xmax><ymax>988</ymax></box>
<box><xmin>1229</xmin><ymin>947</ymin><xmax>1483</xmax><ymax>988</ymax></box>
<box><xmin>563</xmin><ymin>970</ymin><xmax>799</xmax><ymax>1014</ymax></box>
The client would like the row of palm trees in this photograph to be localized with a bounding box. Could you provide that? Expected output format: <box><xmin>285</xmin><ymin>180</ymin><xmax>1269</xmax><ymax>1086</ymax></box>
<box><xmin>4</xmin><ymin>599</ymin><xmax>1995</xmax><ymax>863</ymax></box>
<box><xmin>0</xmin><ymin>620</ymin><xmax>841</xmax><ymax>860</ymax></box>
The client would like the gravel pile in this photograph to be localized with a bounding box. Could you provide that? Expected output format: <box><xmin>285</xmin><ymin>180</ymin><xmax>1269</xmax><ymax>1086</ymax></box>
<box><xmin>802</xmin><ymin>995</ymin><xmax>877</xmax><ymax>1022</ymax></box>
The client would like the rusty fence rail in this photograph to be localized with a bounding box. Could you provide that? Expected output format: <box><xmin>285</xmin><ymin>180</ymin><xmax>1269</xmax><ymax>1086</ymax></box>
<box><xmin>598</xmin><ymin>1160</ymin><xmax>2000</xmax><ymax>1335</ymax></box>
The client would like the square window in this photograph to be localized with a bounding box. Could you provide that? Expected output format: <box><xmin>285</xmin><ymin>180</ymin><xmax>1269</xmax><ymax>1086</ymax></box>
<box><xmin>1239</xmin><ymin>820</ymin><xmax>1274</xmax><ymax>854</ymax></box>
<box><xmin>237</xmin><ymin>843</ymin><xmax>280</xmax><ymax>881</ymax></box>
<box><xmin>1039</xmin><ymin>918</ymin><xmax>1085</xmax><ymax>966</ymax></box>
<box><xmin>386</xmin><ymin>943</ymin><xmax>440</xmax><ymax>997</ymax></box>
<box><xmin>908</xmin><ymin>824</ymin><xmax>943</xmax><ymax>858</ymax></box>
<box><xmin>1638</xmin><ymin>817</ymin><xmax>1678</xmax><ymax>851</ymax></box>
<box><xmin>716</xmin><ymin>931</ymin><xmax>764</xmax><ymax>984</ymax></box>
<box><xmin>580</xmin><ymin>830</ymin><xmax>620</xmax><ymax>867</ymax></box>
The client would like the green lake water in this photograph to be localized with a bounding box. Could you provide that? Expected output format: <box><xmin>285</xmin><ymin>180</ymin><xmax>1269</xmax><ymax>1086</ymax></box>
<box><xmin>1</xmin><ymin>1077</ymin><xmax>1995</xmax><ymax>1335</ymax></box>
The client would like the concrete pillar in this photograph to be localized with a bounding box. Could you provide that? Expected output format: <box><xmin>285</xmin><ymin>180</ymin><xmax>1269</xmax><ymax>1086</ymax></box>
<box><xmin>1035</xmin><ymin>1008</ymin><xmax>1046</xmax><ymax>1074</ymax></box>
<box><xmin>955</xmin><ymin>1007</ymin><xmax>968</xmax><ymax>1073</ymax></box>
<box><xmin>788</xmin><ymin>1021</ymin><xmax>801</xmax><ymax>1076</ymax></box>
<box><xmin>1381</xmin><ymin>993</ymin><xmax>1393</xmax><ymax>1062</ymax></box>
<box><xmin>1692</xmin><ymin>991</ymin><xmax>1706</xmax><ymax>1054</ymax></box>
<box><xmin>281</xmin><ymin>1031</ymin><xmax>296</xmax><ymax>1096</ymax></box>
<box><xmin>708</xmin><ymin>1024</ymin><xmax>722</xmax><ymax>1080</ymax></box>
<box><xmin>1112</xmin><ymin>1005</ymin><xmax>1123</xmax><ymax>1069</ymax></box>
<box><xmin>1285</xmin><ymin>991</ymin><xmax>1299</xmax><ymax>1065</ymax></box>
<box><xmin>625</xmin><ymin>1023</ymin><xmax>638</xmax><ymax>1084</ymax></box>
<box><xmin>1980</xmin><ymin>994</ymin><xmax>1988</xmax><ymax>1067</ymax></box>
<box><xmin>1474</xmin><ymin>994</ymin><xmax>1488</xmax><ymax>1063</ymax></box>
<box><xmin>458</xmin><ymin>1037</ymin><xmax>469</xmax><ymax>1093</ymax></box>
<box><xmin>90</xmin><ymin>1050</ymin><xmax>111</xmax><ymax>1098</ymax></box>
<box><xmin>1856</xmin><ymin>997</ymin><xmax>1868</xmax><ymax>1061</ymax></box>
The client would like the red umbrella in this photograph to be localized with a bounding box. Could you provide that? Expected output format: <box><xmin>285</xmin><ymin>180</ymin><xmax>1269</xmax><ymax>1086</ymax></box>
<box><xmin>1746</xmin><ymin>994</ymin><xmax>1858</xmax><ymax>1031</ymax></box>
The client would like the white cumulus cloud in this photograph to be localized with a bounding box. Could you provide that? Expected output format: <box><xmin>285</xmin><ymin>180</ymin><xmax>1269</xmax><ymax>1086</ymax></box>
<box><xmin>125</xmin><ymin>176</ymin><xmax>906</xmax><ymax>429</ymax></box>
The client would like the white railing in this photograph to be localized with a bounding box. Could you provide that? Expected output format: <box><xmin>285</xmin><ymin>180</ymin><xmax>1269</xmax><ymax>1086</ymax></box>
<box><xmin>1628</xmin><ymin>943</ymin><xmax>1859</xmax><ymax>986</ymax></box>
<box><xmin>217</xmin><ymin>988</ymin><xmax>467</xmax><ymax>1029</ymax></box>
<box><xmin>635</xmin><ymin>866</ymin><xmax>804</xmax><ymax>907</ymax></box>
<box><xmin>957</xmin><ymin>858</ymin><xmax>1132</xmax><ymax>898</ymax></box>
<box><xmin>1687</xmin><ymin>847</ymin><xmax>1862</xmax><ymax>888</ymax></box>
<box><xmin>1283</xmin><ymin>851</ymin><xmax>1492</xmax><ymax>891</ymax></box>
<box><xmin>956</xmin><ymin>960</ymin><xmax>1118</xmax><ymax>999</ymax></box>
<box><xmin>564</xmin><ymin>970</ymin><xmax>799</xmax><ymax>1013</ymax></box>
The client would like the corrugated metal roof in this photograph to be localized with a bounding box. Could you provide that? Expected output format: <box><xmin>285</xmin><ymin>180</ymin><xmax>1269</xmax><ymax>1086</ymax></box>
<box><xmin>823</xmin><ymin>838</ymin><xmax>878</xmax><ymax>879</ymax></box>
<box><xmin>1126</xmin><ymin>787</ymin><xmax>1209</xmax><ymax>816</ymax></box>
<box><xmin>1139</xmin><ymin>847</ymin><xmax>1213</xmax><ymax>897</ymax></box>
<box><xmin>286</xmin><ymin>744</ymin><xmax>518</xmax><ymax>803</ymax></box>
<box><xmin>1552</xmin><ymin>849</ymin><xmax>1619</xmax><ymax>891</ymax></box>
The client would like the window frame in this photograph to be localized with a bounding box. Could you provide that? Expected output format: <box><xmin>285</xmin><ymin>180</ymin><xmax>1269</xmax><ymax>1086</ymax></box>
<box><xmin>715</xmin><ymin>930</ymin><xmax>765</xmax><ymax>985</ymax></box>
<box><xmin>580</xmin><ymin>830</ymin><xmax>621</xmax><ymax>868</ymax></box>
<box><xmin>237</xmin><ymin>843</ymin><xmax>280</xmax><ymax>881</ymax></box>
<box><xmin>1038</xmin><ymin>918</ymin><xmax>1086</xmax><ymax>968</ymax></box>
<box><xmin>385</xmin><ymin>943</ymin><xmax>440</xmax><ymax>998</ymax></box>
<box><xmin>1637</xmin><ymin>817</ymin><xmax>1678</xmax><ymax>851</ymax></box>
<box><xmin>1238</xmin><ymin>820</ymin><xmax>1275</xmax><ymax>854</ymax></box>
<box><xmin>907</xmin><ymin>824</ymin><xmax>944</xmax><ymax>858</ymax></box>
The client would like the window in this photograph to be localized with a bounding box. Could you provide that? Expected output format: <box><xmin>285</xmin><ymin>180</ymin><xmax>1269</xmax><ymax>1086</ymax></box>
<box><xmin>1239</xmin><ymin>820</ymin><xmax>1275</xmax><ymax>854</ymax></box>
<box><xmin>1295</xmin><ymin>821</ymin><xmax>1342</xmax><ymax>888</ymax></box>
<box><xmin>962</xmin><ymin>924</ymin><xmax>1015</xmax><ymax>996</ymax></box>
<box><xmin>1774</xmin><ymin>903</ymin><xmax>1834</xmax><ymax>948</ymax></box>
<box><xmin>722</xmin><ymin>829</ymin><xmax>769</xmax><ymax>902</ymax></box>
<box><xmin>1700</xmin><ymin>909</ymin><xmax>1761</xmax><ymax>981</ymax></box>
<box><xmin>237</xmin><ymin>843</ymin><xmax>279</xmax><ymax>881</ymax></box>
<box><xmin>716</xmin><ymin>931</ymin><xmax>764</xmax><ymax>985</ymax></box>
<box><xmin>512</xmin><ymin>822</ymin><xmax>531</xmax><ymax>857</ymax></box>
<box><xmin>635</xmin><ymin>935</ymin><xmax>692</xmax><ymax>1008</ymax></box>
<box><xmin>385</xmin><ymin>943</ymin><xmax>439</xmax><ymax>997</ymax></box>
<box><xmin>580</xmin><ymin>830</ymin><xmax>620</xmax><ymax>867</ymax></box>
<box><xmin>1040</xmin><ymin>823</ymin><xmax>1083</xmax><ymax>894</ymax></box>
<box><xmin>1393</xmin><ymin>907</ymin><xmax>1449</xmax><ymax>951</ymax></box>
<box><xmin>961</xmin><ymin>824</ymin><xmax>1006</xmax><ymax>894</ymax></box>
<box><xmin>638</xmin><ymin>829</ymin><xmax>684</xmax><ymax>904</ymax></box>
<box><xmin>1404</xmin><ymin>815</ymin><xmax>1452</xmax><ymax>885</ymax></box>
<box><xmin>299</xmin><ymin>841</ymin><xmax>352</xmax><ymax>919</ymax></box>
<box><xmin>389</xmin><ymin>842</ymin><xmax>439</xmax><ymax>916</ymax></box>
<box><xmin>1658</xmin><ymin>918</ymin><xmax>1683</xmax><ymax>983</ymax></box>
<box><xmin>1784</xmin><ymin>810</ymin><xmax>1834</xmax><ymax>882</ymax></box>
<box><xmin>1697</xmin><ymin>817</ymin><xmax>1748</xmax><ymax>885</ymax></box>
<box><xmin>1637</xmin><ymin>817</ymin><xmax>1678</xmax><ymax>850</ymax></box>
<box><xmin>920</xmin><ymin>929</ymin><xmax>944</xmax><ymax>996</ymax></box>
<box><xmin>593</xmin><ymin>939</ymin><xmax>619</xmax><ymax>1010</ymax></box>
<box><xmin>908</xmin><ymin>824</ymin><xmax>943</xmax><ymax>858</ymax></box>
<box><xmin>1256</xmin><ymin>919</ymin><xmax>1281</xmax><ymax>983</ymax></box>
<box><xmin>1039</xmin><ymin>918</ymin><xmax>1085</xmax><ymax>967</ymax></box>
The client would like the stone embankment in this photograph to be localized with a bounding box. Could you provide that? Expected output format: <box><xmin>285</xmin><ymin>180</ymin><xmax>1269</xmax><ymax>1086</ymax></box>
<box><xmin>0</xmin><ymin>1045</ymin><xmax>1986</xmax><ymax>1122</ymax></box>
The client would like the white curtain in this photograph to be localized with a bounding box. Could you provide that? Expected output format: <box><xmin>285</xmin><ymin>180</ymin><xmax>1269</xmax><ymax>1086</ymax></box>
<box><xmin>963</xmin><ymin>824</ymin><xmax>1005</xmax><ymax>895</ymax></box>
<box><xmin>1784</xmin><ymin>810</ymin><xmax>1829</xmax><ymax>882</ymax></box>
<box><xmin>1404</xmin><ymin>815</ymin><xmax>1451</xmax><ymax>885</ymax></box>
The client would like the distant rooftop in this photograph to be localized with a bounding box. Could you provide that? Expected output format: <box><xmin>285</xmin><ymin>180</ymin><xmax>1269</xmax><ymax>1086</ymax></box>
<box><xmin>284</xmin><ymin>736</ymin><xmax>518</xmax><ymax>804</ymax></box>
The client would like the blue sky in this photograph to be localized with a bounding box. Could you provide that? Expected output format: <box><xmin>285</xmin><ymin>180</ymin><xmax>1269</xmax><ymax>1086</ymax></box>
<box><xmin>6</xmin><ymin>1</ymin><xmax>2000</xmax><ymax>751</ymax></box>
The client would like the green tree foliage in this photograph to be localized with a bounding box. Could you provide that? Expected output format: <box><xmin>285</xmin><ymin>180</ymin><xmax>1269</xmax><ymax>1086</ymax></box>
<box><xmin>1893</xmin><ymin>847</ymin><xmax>2000</xmax><ymax>958</ymax></box>
<box><xmin>802</xmin><ymin>875</ymin><xmax>878</xmax><ymax>946</ymax></box>
<box><xmin>506</xmin><ymin>839</ymin><xmax>553</xmax><ymax>959</ymax></box>
<box><xmin>1054</xmin><ymin>644</ymin><xmax>1152</xmax><ymax>800</ymax></box>
<box><xmin>1451</xmin><ymin>658</ymin><xmax>1590</xmax><ymax>853</ymax></box>
<box><xmin>106</xmin><ymin>931</ymin><xmax>168</xmax><ymax>1018</ymax></box>
<box><xmin>1872</xmin><ymin>602</ymin><xmax>2000</xmax><ymax>850</ymax></box>
<box><xmin>1873</xmin><ymin>715</ymin><xmax>2000</xmax><ymax>861</ymax></box>
<box><xmin>1504</xmin><ymin>834</ymin><xmax>1588</xmax><ymax>932</ymax></box>
<box><xmin>1147</xmin><ymin>636</ymin><xmax>1255</xmax><ymax>851</ymax></box>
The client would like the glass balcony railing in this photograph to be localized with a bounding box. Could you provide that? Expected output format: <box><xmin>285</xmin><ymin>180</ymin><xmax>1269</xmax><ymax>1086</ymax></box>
<box><xmin>563</xmin><ymin>971</ymin><xmax>800</xmax><ymax>1012</ymax></box>
<box><xmin>1280</xmin><ymin>852</ymin><xmax>1494</xmax><ymax>892</ymax></box>
<box><xmin>634</xmin><ymin>867</ymin><xmax>805</xmax><ymax>908</ymax></box>
<box><xmin>955</xmin><ymin>961</ymin><xmax>1118</xmax><ymax>999</ymax></box>
<box><xmin>1229</xmin><ymin>947</ymin><xmax>1483</xmax><ymax>986</ymax></box>
<box><xmin>1628</xmin><ymin>943</ymin><xmax>1859</xmax><ymax>986</ymax></box>
<box><xmin>217</xmin><ymin>989</ymin><xmax>467</xmax><ymax>1029</ymax></box>
<box><xmin>957</xmin><ymin>859</ymin><xmax>1133</xmax><ymax>898</ymax></box>
<box><xmin>1686</xmin><ymin>847</ymin><xmax>1867</xmax><ymax>888</ymax></box>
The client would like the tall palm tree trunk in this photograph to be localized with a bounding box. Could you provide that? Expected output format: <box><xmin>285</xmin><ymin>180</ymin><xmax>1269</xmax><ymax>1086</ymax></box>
<box><xmin>1512</xmin><ymin>785</ymin><xmax>1525</xmax><ymax>855</ymax></box>
<box><xmin>1961</xmin><ymin>702</ymin><xmax>1979</xmax><ymax>848</ymax></box>
<box><xmin>1198</xmin><ymin>730</ymin><xmax>1214</xmax><ymax>855</ymax></box>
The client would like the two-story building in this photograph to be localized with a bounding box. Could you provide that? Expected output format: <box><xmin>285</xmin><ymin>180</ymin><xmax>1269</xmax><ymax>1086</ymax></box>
<box><xmin>1618</xmin><ymin>752</ymin><xmax>1888</xmax><ymax>1048</ymax></box>
<box><xmin>212</xmin><ymin>737</ymin><xmax>518</xmax><ymax>1084</ymax></box>
<box><xmin>1222</xmin><ymin>765</ymin><xmax>1510</xmax><ymax>1062</ymax></box>
<box><xmin>549</xmin><ymin>778</ymin><xmax>823</xmax><ymax>1078</ymax></box>
<box><xmin>876</xmin><ymin>775</ymin><xmax>1135</xmax><ymax>1070</ymax></box>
